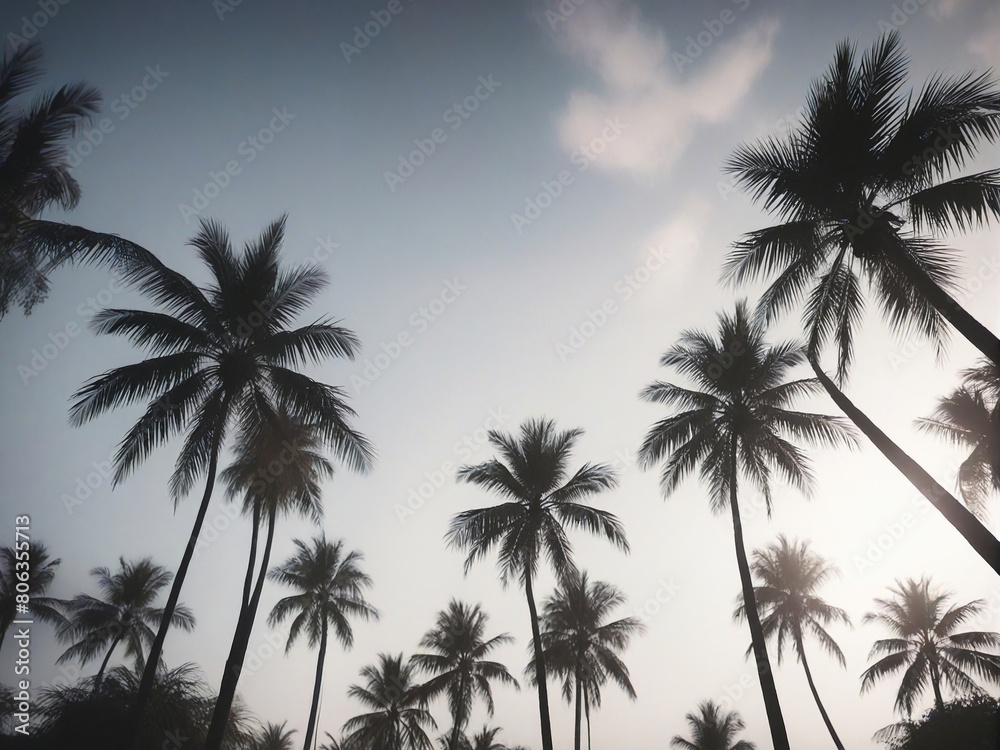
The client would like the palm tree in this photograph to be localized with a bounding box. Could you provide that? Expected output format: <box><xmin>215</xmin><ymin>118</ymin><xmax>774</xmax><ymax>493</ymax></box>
<box><xmin>69</xmin><ymin>215</ymin><xmax>375</xmax><ymax>724</ymax></box>
<box><xmin>269</xmin><ymin>535</ymin><xmax>379</xmax><ymax>750</ymax></box>
<box><xmin>445</xmin><ymin>417</ymin><xmax>629</xmax><ymax>750</ymax></box>
<box><xmin>412</xmin><ymin>600</ymin><xmax>519</xmax><ymax>750</ymax></box>
<box><xmin>255</xmin><ymin>721</ymin><xmax>297</xmax><ymax>750</ymax></box>
<box><xmin>724</xmin><ymin>30</ymin><xmax>1000</xmax><ymax>374</ymax></box>
<box><xmin>861</xmin><ymin>576</ymin><xmax>1000</xmax><ymax>715</ymax></box>
<box><xmin>0</xmin><ymin>42</ymin><xmax>151</xmax><ymax>317</ymax></box>
<box><xmin>526</xmin><ymin>572</ymin><xmax>642</xmax><ymax>750</ymax></box>
<box><xmin>467</xmin><ymin>726</ymin><xmax>507</xmax><ymax>750</ymax></box>
<box><xmin>670</xmin><ymin>701</ymin><xmax>756</xmax><ymax>750</ymax></box>
<box><xmin>916</xmin><ymin>359</ymin><xmax>999</xmax><ymax>519</ymax></box>
<box><xmin>343</xmin><ymin>653</ymin><xmax>437</xmax><ymax>750</ymax></box>
<box><xmin>734</xmin><ymin>536</ymin><xmax>850</xmax><ymax>749</ymax></box>
<box><xmin>54</xmin><ymin>557</ymin><xmax>194</xmax><ymax>688</ymax></box>
<box><xmin>205</xmin><ymin>410</ymin><xmax>336</xmax><ymax>748</ymax></box>
<box><xmin>0</xmin><ymin>541</ymin><xmax>65</xmax><ymax>653</ymax></box>
<box><xmin>637</xmin><ymin>301</ymin><xmax>857</xmax><ymax>750</ymax></box>
<box><xmin>319</xmin><ymin>731</ymin><xmax>357</xmax><ymax>750</ymax></box>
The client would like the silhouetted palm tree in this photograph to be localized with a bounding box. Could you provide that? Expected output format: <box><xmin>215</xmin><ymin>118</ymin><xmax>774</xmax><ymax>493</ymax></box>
<box><xmin>861</xmin><ymin>577</ymin><xmax>1000</xmax><ymax>715</ymax></box>
<box><xmin>255</xmin><ymin>721</ymin><xmax>297</xmax><ymax>750</ymax></box>
<box><xmin>638</xmin><ymin>301</ymin><xmax>856</xmax><ymax>750</ymax></box>
<box><xmin>735</xmin><ymin>536</ymin><xmax>850</xmax><ymax>749</ymax></box>
<box><xmin>670</xmin><ymin>701</ymin><xmax>756</xmax><ymax>750</ymax></box>
<box><xmin>468</xmin><ymin>726</ymin><xmax>507</xmax><ymax>750</ymax></box>
<box><xmin>0</xmin><ymin>541</ymin><xmax>64</xmax><ymax>653</ymax></box>
<box><xmin>269</xmin><ymin>535</ymin><xmax>379</xmax><ymax>750</ymax></box>
<box><xmin>526</xmin><ymin>572</ymin><xmax>642</xmax><ymax>750</ymax></box>
<box><xmin>319</xmin><ymin>731</ymin><xmax>357</xmax><ymax>750</ymax></box>
<box><xmin>917</xmin><ymin>359</ymin><xmax>999</xmax><ymax>519</ymax></box>
<box><xmin>343</xmin><ymin>653</ymin><xmax>437</xmax><ymax>750</ymax></box>
<box><xmin>412</xmin><ymin>600</ymin><xmax>518</xmax><ymax>750</ymax></box>
<box><xmin>205</xmin><ymin>410</ymin><xmax>335</xmax><ymax>748</ymax></box>
<box><xmin>55</xmin><ymin>557</ymin><xmax>194</xmax><ymax>688</ymax></box>
<box><xmin>446</xmin><ymin>417</ymin><xmax>628</xmax><ymax>750</ymax></box>
<box><xmin>0</xmin><ymin>42</ymin><xmax>151</xmax><ymax>317</ymax></box>
<box><xmin>69</xmin><ymin>215</ymin><xmax>374</xmax><ymax>723</ymax></box>
<box><xmin>725</xmin><ymin>30</ymin><xmax>1000</xmax><ymax>374</ymax></box>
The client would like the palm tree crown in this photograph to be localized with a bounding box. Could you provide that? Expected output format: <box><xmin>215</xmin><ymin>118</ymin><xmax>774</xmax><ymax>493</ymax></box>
<box><xmin>861</xmin><ymin>576</ymin><xmax>1000</xmax><ymax>715</ymax></box>
<box><xmin>724</xmin><ymin>30</ymin><xmax>1000</xmax><ymax>379</ymax></box>
<box><xmin>55</xmin><ymin>557</ymin><xmax>194</xmax><ymax>680</ymax></box>
<box><xmin>670</xmin><ymin>701</ymin><xmax>756</xmax><ymax>750</ymax></box>
<box><xmin>343</xmin><ymin>653</ymin><xmax>437</xmax><ymax>750</ymax></box>
<box><xmin>0</xmin><ymin>541</ymin><xmax>64</xmax><ymax>650</ymax></box>
<box><xmin>411</xmin><ymin>600</ymin><xmax>518</xmax><ymax>749</ymax></box>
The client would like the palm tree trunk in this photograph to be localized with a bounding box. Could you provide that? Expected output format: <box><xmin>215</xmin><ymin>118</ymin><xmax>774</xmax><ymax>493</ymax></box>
<box><xmin>0</xmin><ymin>620</ymin><xmax>9</xmax><ymax>658</ymax></box>
<box><xmin>524</xmin><ymin>569</ymin><xmax>554</xmax><ymax>750</ymax></box>
<box><xmin>131</xmin><ymin>441</ymin><xmax>223</xmax><ymax>740</ymax></box>
<box><xmin>450</xmin><ymin>671</ymin><xmax>467</xmax><ymax>750</ymax></box>
<box><xmin>205</xmin><ymin>508</ymin><xmax>277</xmax><ymax>750</ymax></box>
<box><xmin>303</xmin><ymin>616</ymin><xmax>329</xmax><ymax>750</ymax></box>
<box><xmin>585</xmin><ymin>687</ymin><xmax>592</xmax><ymax>750</ymax></box>
<box><xmin>795</xmin><ymin>635</ymin><xmax>844</xmax><ymax>750</ymax></box>
<box><xmin>883</xmin><ymin>241</ymin><xmax>1000</xmax><ymax>369</ymax></box>
<box><xmin>242</xmin><ymin>502</ymin><xmax>260</xmax><ymax>612</ymax></box>
<box><xmin>929</xmin><ymin>657</ymin><xmax>945</xmax><ymax>711</ymax></box>
<box><xmin>730</xmin><ymin>433</ymin><xmax>790</xmax><ymax>750</ymax></box>
<box><xmin>574</xmin><ymin>668</ymin><xmax>583</xmax><ymax>750</ymax></box>
<box><xmin>94</xmin><ymin>631</ymin><xmax>124</xmax><ymax>690</ymax></box>
<box><xmin>810</xmin><ymin>357</ymin><xmax>1000</xmax><ymax>576</ymax></box>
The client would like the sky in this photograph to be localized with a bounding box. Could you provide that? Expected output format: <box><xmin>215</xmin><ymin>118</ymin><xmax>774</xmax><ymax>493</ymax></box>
<box><xmin>1</xmin><ymin>0</ymin><xmax>1000</xmax><ymax>747</ymax></box>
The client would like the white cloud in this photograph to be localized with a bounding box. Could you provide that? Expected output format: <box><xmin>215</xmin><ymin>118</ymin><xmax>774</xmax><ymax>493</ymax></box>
<box><xmin>967</xmin><ymin>5</ymin><xmax>1000</xmax><ymax>67</ymax></box>
<box><xmin>550</xmin><ymin>2</ymin><xmax>779</xmax><ymax>180</ymax></box>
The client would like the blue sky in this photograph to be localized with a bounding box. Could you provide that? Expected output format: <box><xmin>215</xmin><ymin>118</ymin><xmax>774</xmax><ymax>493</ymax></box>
<box><xmin>2</xmin><ymin>0</ymin><xmax>1000</xmax><ymax>747</ymax></box>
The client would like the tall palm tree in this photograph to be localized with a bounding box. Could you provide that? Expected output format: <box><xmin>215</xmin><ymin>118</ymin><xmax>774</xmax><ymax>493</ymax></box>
<box><xmin>637</xmin><ymin>301</ymin><xmax>857</xmax><ymax>750</ymax></box>
<box><xmin>0</xmin><ymin>541</ymin><xmax>65</xmax><ymax>653</ymax></box>
<box><xmin>343</xmin><ymin>653</ymin><xmax>437</xmax><ymax>750</ymax></box>
<box><xmin>412</xmin><ymin>600</ymin><xmax>519</xmax><ymax>750</ymax></box>
<box><xmin>54</xmin><ymin>557</ymin><xmax>194</xmax><ymax>688</ymax></box>
<box><xmin>0</xmin><ymin>42</ymin><xmax>151</xmax><ymax>317</ymax></box>
<box><xmin>526</xmin><ymin>572</ymin><xmax>642</xmax><ymax>750</ymax></box>
<box><xmin>734</xmin><ymin>536</ymin><xmax>850</xmax><ymax>749</ymax></box>
<box><xmin>445</xmin><ymin>417</ymin><xmax>629</xmax><ymax>750</ymax></box>
<box><xmin>916</xmin><ymin>359</ymin><xmax>999</xmax><ymax>519</ymax></box>
<box><xmin>724</xmin><ymin>30</ymin><xmax>1000</xmax><ymax>375</ymax></box>
<box><xmin>205</xmin><ymin>410</ymin><xmax>336</xmax><ymax>749</ymax></box>
<box><xmin>255</xmin><ymin>721</ymin><xmax>297</xmax><ymax>750</ymax></box>
<box><xmin>69</xmin><ymin>215</ymin><xmax>374</xmax><ymax>724</ymax></box>
<box><xmin>269</xmin><ymin>535</ymin><xmax>379</xmax><ymax>750</ymax></box>
<box><xmin>861</xmin><ymin>576</ymin><xmax>1000</xmax><ymax>715</ymax></box>
<box><xmin>670</xmin><ymin>701</ymin><xmax>756</xmax><ymax>750</ymax></box>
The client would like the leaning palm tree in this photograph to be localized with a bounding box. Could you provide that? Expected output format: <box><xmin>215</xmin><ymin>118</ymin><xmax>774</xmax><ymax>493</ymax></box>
<box><xmin>734</xmin><ymin>536</ymin><xmax>850</xmax><ymax>750</ymax></box>
<box><xmin>724</xmin><ymin>30</ymin><xmax>1000</xmax><ymax>375</ymax></box>
<box><xmin>205</xmin><ymin>409</ymin><xmax>336</xmax><ymax>749</ymax></box>
<box><xmin>445</xmin><ymin>417</ymin><xmax>629</xmax><ymax>750</ymax></box>
<box><xmin>255</xmin><ymin>721</ymin><xmax>297</xmax><ymax>750</ymax></box>
<box><xmin>69</xmin><ymin>215</ymin><xmax>375</xmax><ymax>724</ymax></box>
<box><xmin>269</xmin><ymin>535</ymin><xmax>379</xmax><ymax>750</ymax></box>
<box><xmin>637</xmin><ymin>301</ymin><xmax>857</xmax><ymax>750</ymax></box>
<box><xmin>343</xmin><ymin>653</ymin><xmax>437</xmax><ymax>750</ymax></box>
<box><xmin>412</xmin><ymin>600</ymin><xmax>519</xmax><ymax>750</ymax></box>
<box><xmin>0</xmin><ymin>42</ymin><xmax>152</xmax><ymax>317</ymax></box>
<box><xmin>0</xmin><ymin>541</ymin><xmax>65</xmax><ymax>653</ymax></box>
<box><xmin>916</xmin><ymin>359</ymin><xmax>999</xmax><ymax>519</ymax></box>
<box><xmin>54</xmin><ymin>557</ymin><xmax>194</xmax><ymax>688</ymax></box>
<box><xmin>724</xmin><ymin>31</ymin><xmax>1000</xmax><ymax>575</ymax></box>
<box><xmin>526</xmin><ymin>572</ymin><xmax>642</xmax><ymax>750</ymax></box>
<box><xmin>861</xmin><ymin>576</ymin><xmax>1000</xmax><ymax>715</ymax></box>
<box><xmin>670</xmin><ymin>701</ymin><xmax>756</xmax><ymax>750</ymax></box>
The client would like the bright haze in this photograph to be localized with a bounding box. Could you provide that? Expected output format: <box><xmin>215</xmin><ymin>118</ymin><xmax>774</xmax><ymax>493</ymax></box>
<box><xmin>1</xmin><ymin>0</ymin><xmax>999</xmax><ymax>748</ymax></box>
